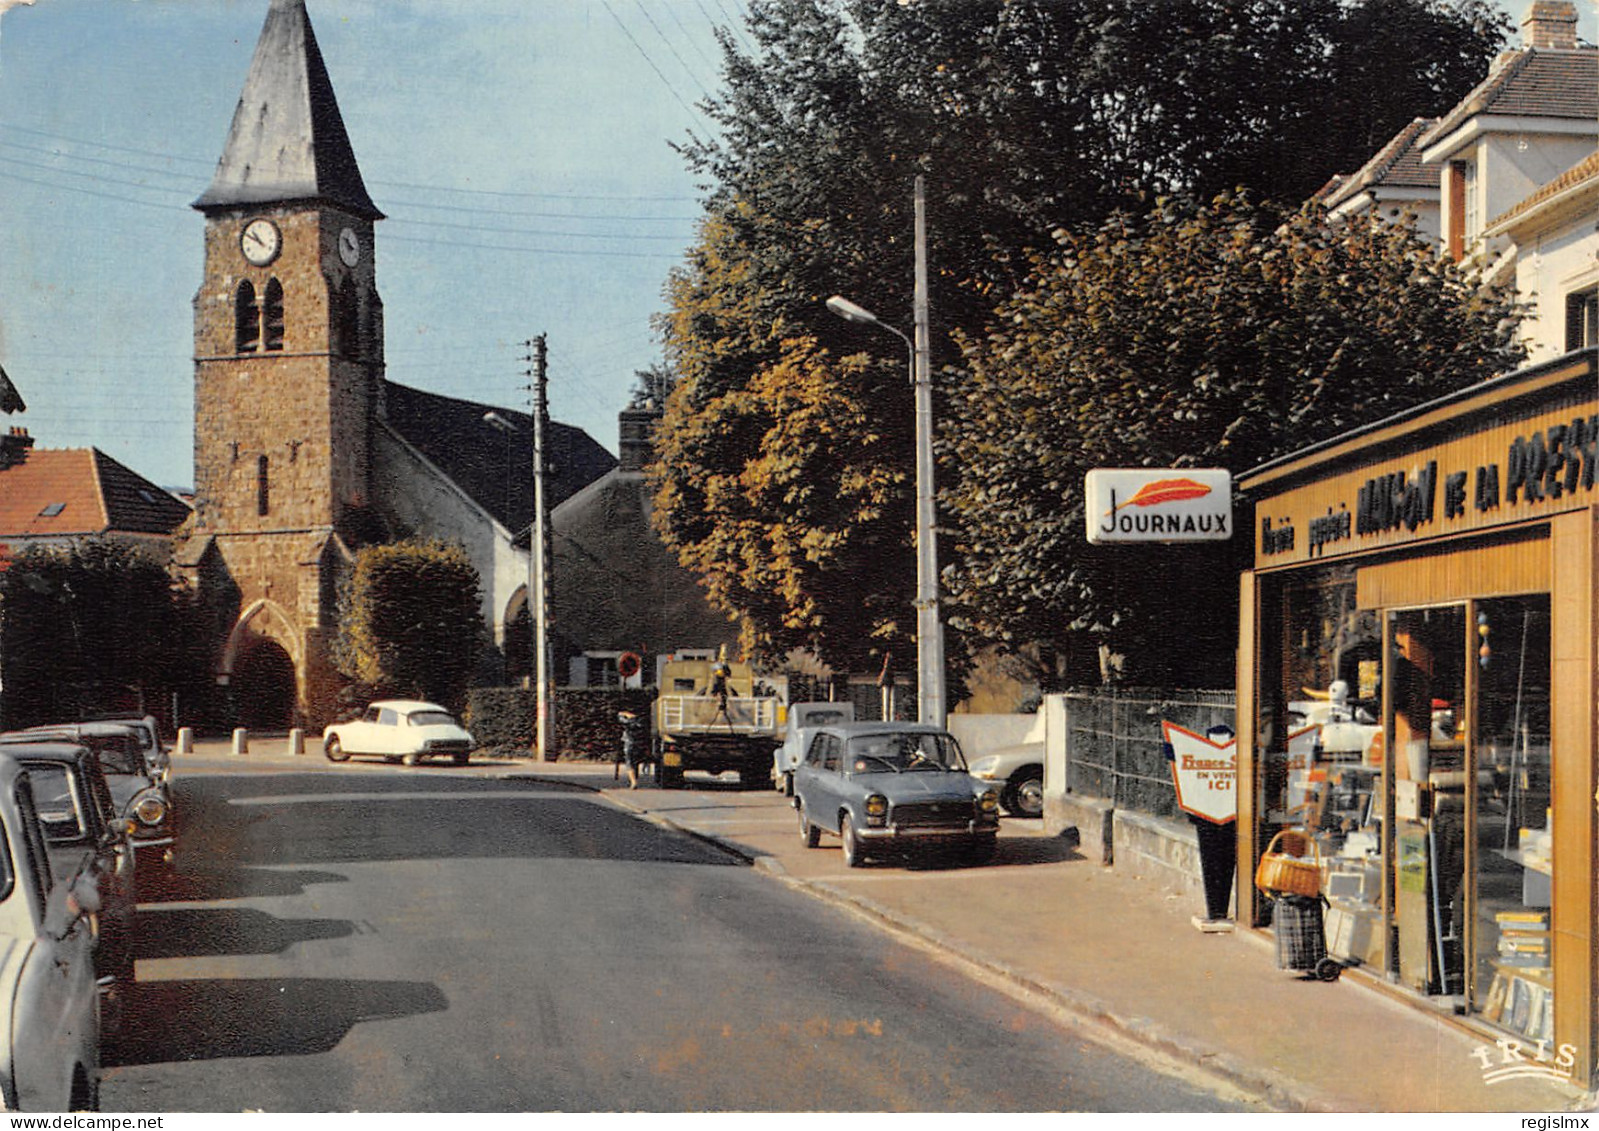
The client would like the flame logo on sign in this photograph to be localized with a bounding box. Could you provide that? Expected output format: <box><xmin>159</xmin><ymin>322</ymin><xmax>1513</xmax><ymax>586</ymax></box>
<box><xmin>1107</xmin><ymin>477</ymin><xmax>1213</xmax><ymax>515</ymax></box>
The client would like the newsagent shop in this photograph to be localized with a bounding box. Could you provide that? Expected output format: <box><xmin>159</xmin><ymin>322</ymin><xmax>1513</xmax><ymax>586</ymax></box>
<box><xmin>1234</xmin><ymin>348</ymin><xmax>1599</xmax><ymax>1086</ymax></box>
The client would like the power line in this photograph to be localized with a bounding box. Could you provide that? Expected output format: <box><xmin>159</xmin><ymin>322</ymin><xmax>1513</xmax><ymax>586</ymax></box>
<box><xmin>632</xmin><ymin>0</ymin><xmax>717</xmax><ymax>92</ymax></box>
<box><xmin>600</xmin><ymin>0</ymin><xmax>715</xmax><ymax>134</ymax></box>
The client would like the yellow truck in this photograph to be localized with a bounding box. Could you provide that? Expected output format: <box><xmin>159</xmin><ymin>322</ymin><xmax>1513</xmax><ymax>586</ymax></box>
<box><xmin>652</xmin><ymin>652</ymin><xmax>784</xmax><ymax>789</ymax></box>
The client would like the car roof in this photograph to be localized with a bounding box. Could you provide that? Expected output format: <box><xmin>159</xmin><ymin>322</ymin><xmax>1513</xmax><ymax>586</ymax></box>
<box><xmin>368</xmin><ymin>700</ymin><xmax>449</xmax><ymax>713</ymax></box>
<box><xmin>0</xmin><ymin>739</ymin><xmax>95</xmax><ymax>765</ymax></box>
<box><xmin>814</xmin><ymin>721</ymin><xmax>952</xmax><ymax>738</ymax></box>
<box><xmin>12</xmin><ymin>721</ymin><xmax>139</xmax><ymax>738</ymax></box>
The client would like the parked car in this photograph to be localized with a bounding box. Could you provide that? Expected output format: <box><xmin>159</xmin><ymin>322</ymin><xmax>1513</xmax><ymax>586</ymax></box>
<box><xmin>967</xmin><ymin>741</ymin><xmax>1045</xmax><ymax>818</ymax></box>
<box><xmin>792</xmin><ymin>722</ymin><xmax>1000</xmax><ymax>868</ymax></box>
<box><xmin>5</xmin><ymin>723</ymin><xmax>176</xmax><ymax>871</ymax></box>
<box><xmin>772</xmin><ymin>701</ymin><xmax>855</xmax><ymax>796</ymax></box>
<box><xmin>85</xmin><ymin>714</ymin><xmax>169</xmax><ymax>780</ymax></box>
<box><xmin>0</xmin><ymin>738</ymin><xmax>138</xmax><ymax>991</ymax></box>
<box><xmin>0</xmin><ymin>758</ymin><xmax>101</xmax><ymax>1110</ymax></box>
<box><xmin>323</xmin><ymin>700</ymin><xmax>475</xmax><ymax>766</ymax></box>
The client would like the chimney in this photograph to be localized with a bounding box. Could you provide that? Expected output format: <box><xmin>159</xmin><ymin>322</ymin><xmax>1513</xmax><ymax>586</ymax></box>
<box><xmin>1523</xmin><ymin>1</ymin><xmax>1578</xmax><ymax>50</ymax></box>
<box><xmin>617</xmin><ymin>404</ymin><xmax>659</xmax><ymax>474</ymax></box>
<box><xmin>0</xmin><ymin>426</ymin><xmax>34</xmax><ymax>471</ymax></box>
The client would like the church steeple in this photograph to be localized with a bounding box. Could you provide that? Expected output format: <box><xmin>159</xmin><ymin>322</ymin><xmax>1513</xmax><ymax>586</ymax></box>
<box><xmin>193</xmin><ymin>0</ymin><xmax>382</xmax><ymax>219</ymax></box>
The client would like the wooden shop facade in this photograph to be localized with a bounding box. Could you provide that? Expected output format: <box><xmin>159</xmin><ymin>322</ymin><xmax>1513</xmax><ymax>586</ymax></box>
<box><xmin>1235</xmin><ymin>347</ymin><xmax>1599</xmax><ymax>1086</ymax></box>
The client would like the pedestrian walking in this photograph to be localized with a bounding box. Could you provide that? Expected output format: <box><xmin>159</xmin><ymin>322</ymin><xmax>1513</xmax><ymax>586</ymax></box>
<box><xmin>617</xmin><ymin>710</ymin><xmax>644</xmax><ymax>789</ymax></box>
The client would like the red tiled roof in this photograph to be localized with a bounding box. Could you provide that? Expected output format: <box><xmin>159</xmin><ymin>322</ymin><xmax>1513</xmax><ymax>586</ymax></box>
<box><xmin>0</xmin><ymin>448</ymin><xmax>188</xmax><ymax>538</ymax></box>
<box><xmin>1324</xmin><ymin>118</ymin><xmax>1439</xmax><ymax>208</ymax></box>
<box><xmin>1422</xmin><ymin>48</ymin><xmax>1598</xmax><ymax>149</ymax></box>
<box><xmin>1487</xmin><ymin>149</ymin><xmax>1599</xmax><ymax>231</ymax></box>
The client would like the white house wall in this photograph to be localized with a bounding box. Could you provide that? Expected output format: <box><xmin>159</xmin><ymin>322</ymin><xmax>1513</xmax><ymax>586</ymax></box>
<box><xmin>372</xmin><ymin>425</ymin><xmax>529</xmax><ymax>643</ymax></box>
<box><xmin>1509</xmin><ymin>207</ymin><xmax>1599</xmax><ymax>365</ymax></box>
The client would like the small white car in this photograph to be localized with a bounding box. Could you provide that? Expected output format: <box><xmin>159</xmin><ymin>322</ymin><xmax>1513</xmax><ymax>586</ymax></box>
<box><xmin>322</xmin><ymin>700</ymin><xmax>475</xmax><ymax>767</ymax></box>
<box><xmin>773</xmin><ymin>702</ymin><xmax>856</xmax><ymax>795</ymax></box>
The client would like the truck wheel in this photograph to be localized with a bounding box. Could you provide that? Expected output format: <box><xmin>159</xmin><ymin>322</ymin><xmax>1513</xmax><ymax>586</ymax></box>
<box><xmin>659</xmin><ymin>765</ymin><xmax>683</xmax><ymax>790</ymax></box>
<box><xmin>840</xmin><ymin>813</ymin><xmax>865</xmax><ymax>868</ymax></box>
<box><xmin>738</xmin><ymin>765</ymin><xmax>765</xmax><ymax>790</ymax></box>
<box><xmin>797</xmin><ymin>802</ymin><xmax>820</xmax><ymax>847</ymax></box>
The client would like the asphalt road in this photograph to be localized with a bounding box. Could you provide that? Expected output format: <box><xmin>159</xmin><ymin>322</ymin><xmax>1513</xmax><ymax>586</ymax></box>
<box><xmin>99</xmin><ymin>765</ymin><xmax>1242</xmax><ymax>1113</ymax></box>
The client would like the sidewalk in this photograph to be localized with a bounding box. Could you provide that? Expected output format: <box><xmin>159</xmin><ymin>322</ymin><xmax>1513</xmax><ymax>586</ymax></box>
<box><xmin>175</xmin><ymin>741</ymin><xmax>1594</xmax><ymax>1113</ymax></box>
<box><xmin>513</xmin><ymin>758</ymin><xmax>1593</xmax><ymax>1115</ymax></box>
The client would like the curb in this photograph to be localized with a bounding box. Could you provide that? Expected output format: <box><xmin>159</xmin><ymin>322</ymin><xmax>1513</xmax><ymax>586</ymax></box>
<box><xmin>519</xmin><ymin>771</ymin><xmax>1317</xmax><ymax>1113</ymax></box>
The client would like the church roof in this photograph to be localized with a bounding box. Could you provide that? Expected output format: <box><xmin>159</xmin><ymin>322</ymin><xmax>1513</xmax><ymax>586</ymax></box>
<box><xmin>381</xmin><ymin>381</ymin><xmax>617</xmax><ymax>537</ymax></box>
<box><xmin>0</xmin><ymin>448</ymin><xmax>190</xmax><ymax>539</ymax></box>
<box><xmin>193</xmin><ymin>0</ymin><xmax>382</xmax><ymax>219</ymax></box>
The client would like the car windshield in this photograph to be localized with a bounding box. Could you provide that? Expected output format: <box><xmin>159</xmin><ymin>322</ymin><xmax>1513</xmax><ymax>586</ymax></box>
<box><xmin>845</xmin><ymin>731</ymin><xmax>966</xmax><ymax>773</ymax></box>
<box><xmin>407</xmin><ymin>711</ymin><xmax>456</xmax><ymax>727</ymax></box>
<box><xmin>87</xmin><ymin>736</ymin><xmax>146</xmax><ymax>777</ymax></box>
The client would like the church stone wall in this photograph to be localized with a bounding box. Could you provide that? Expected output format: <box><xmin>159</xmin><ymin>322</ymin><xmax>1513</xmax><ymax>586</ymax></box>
<box><xmin>373</xmin><ymin>427</ymin><xmax>528</xmax><ymax>642</ymax></box>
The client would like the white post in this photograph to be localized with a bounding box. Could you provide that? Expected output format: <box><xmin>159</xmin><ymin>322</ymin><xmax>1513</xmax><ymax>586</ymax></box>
<box><xmin>231</xmin><ymin>727</ymin><xmax>249</xmax><ymax>756</ymax></box>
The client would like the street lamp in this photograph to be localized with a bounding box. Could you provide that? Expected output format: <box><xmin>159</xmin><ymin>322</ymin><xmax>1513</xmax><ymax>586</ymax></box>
<box><xmin>824</xmin><ymin>177</ymin><xmax>946</xmax><ymax>727</ymax></box>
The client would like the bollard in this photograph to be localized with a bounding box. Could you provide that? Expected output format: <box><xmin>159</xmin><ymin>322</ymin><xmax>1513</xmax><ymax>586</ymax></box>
<box><xmin>176</xmin><ymin>727</ymin><xmax>194</xmax><ymax>756</ymax></box>
<box><xmin>288</xmin><ymin>728</ymin><xmax>305</xmax><ymax>756</ymax></box>
<box><xmin>232</xmin><ymin>727</ymin><xmax>249</xmax><ymax>756</ymax></box>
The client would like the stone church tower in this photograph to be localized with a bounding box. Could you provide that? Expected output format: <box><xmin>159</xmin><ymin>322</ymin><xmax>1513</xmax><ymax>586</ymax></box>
<box><xmin>180</xmin><ymin>0</ymin><xmax>385</xmax><ymax>729</ymax></box>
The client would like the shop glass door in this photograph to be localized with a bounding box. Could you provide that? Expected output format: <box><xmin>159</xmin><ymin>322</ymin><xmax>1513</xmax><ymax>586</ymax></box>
<box><xmin>1387</xmin><ymin>606</ymin><xmax>1467</xmax><ymax>997</ymax></box>
<box><xmin>1470</xmin><ymin>595</ymin><xmax>1552</xmax><ymax>1039</ymax></box>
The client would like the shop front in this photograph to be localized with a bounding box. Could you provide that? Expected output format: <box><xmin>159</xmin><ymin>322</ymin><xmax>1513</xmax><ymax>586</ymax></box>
<box><xmin>1235</xmin><ymin>348</ymin><xmax>1598</xmax><ymax>1086</ymax></box>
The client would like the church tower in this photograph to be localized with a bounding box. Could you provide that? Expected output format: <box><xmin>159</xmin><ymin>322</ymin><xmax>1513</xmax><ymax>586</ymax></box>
<box><xmin>184</xmin><ymin>0</ymin><xmax>385</xmax><ymax>729</ymax></box>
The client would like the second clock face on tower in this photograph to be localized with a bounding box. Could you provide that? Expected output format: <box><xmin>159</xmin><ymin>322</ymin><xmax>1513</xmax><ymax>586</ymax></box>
<box><xmin>338</xmin><ymin>227</ymin><xmax>361</xmax><ymax>267</ymax></box>
<box><xmin>240</xmin><ymin>218</ymin><xmax>281</xmax><ymax>267</ymax></box>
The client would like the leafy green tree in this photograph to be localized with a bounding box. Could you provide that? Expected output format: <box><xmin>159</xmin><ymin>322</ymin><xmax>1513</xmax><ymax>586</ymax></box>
<box><xmin>333</xmin><ymin>539</ymin><xmax>485</xmax><ymax>712</ymax></box>
<box><xmin>656</xmin><ymin>0</ymin><xmax>1508</xmax><ymax>676</ymax></box>
<box><xmin>0</xmin><ymin>540</ymin><xmax>199</xmax><ymax>729</ymax></box>
<box><xmin>942</xmin><ymin>194</ymin><xmax>1527</xmax><ymax>685</ymax></box>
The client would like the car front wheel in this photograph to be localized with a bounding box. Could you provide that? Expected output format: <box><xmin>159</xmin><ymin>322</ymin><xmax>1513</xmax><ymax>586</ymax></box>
<box><xmin>402</xmin><ymin>751</ymin><xmax>420</xmax><ymax>767</ymax></box>
<box><xmin>840</xmin><ymin>813</ymin><xmax>864</xmax><ymax>868</ymax></box>
<box><xmin>1002</xmin><ymin>768</ymin><xmax>1045</xmax><ymax>818</ymax></box>
<box><xmin>324</xmin><ymin>736</ymin><xmax>349</xmax><ymax>763</ymax></box>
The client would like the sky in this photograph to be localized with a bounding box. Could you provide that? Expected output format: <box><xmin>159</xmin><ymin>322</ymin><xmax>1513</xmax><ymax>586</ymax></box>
<box><xmin>0</xmin><ymin>0</ymin><xmax>1594</xmax><ymax>494</ymax></box>
<box><xmin>0</xmin><ymin>0</ymin><xmax>744</xmax><ymax>489</ymax></box>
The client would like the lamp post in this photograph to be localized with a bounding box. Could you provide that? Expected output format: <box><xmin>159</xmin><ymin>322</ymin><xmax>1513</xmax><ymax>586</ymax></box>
<box><xmin>825</xmin><ymin>175</ymin><xmax>945</xmax><ymax>727</ymax></box>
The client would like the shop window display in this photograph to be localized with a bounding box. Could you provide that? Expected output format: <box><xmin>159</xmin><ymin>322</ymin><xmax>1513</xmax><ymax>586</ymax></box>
<box><xmin>1258</xmin><ymin>567</ymin><xmax>1385</xmax><ymax>968</ymax></box>
<box><xmin>1471</xmin><ymin>596</ymin><xmax>1552</xmax><ymax>1041</ymax></box>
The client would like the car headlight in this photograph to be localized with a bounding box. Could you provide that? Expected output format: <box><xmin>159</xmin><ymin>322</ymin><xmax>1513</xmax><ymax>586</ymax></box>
<box><xmin>978</xmin><ymin>789</ymin><xmax>999</xmax><ymax>815</ymax></box>
<box><xmin>132</xmin><ymin>790</ymin><xmax>168</xmax><ymax>828</ymax></box>
<box><xmin>865</xmin><ymin>794</ymin><xmax>888</xmax><ymax>826</ymax></box>
<box><xmin>968</xmin><ymin>755</ymin><xmax>1000</xmax><ymax>779</ymax></box>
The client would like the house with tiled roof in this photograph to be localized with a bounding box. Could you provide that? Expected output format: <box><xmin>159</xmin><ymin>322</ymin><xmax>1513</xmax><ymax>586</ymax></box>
<box><xmin>1416</xmin><ymin>1</ymin><xmax>1596</xmax><ymax>271</ymax></box>
<box><xmin>1320</xmin><ymin>118</ymin><xmax>1441</xmax><ymax>242</ymax></box>
<box><xmin>0</xmin><ymin>429</ymin><xmax>190</xmax><ymax>564</ymax></box>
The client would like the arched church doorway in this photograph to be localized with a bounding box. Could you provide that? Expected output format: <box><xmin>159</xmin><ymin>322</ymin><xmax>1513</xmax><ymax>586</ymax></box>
<box><xmin>233</xmin><ymin>639</ymin><xmax>298</xmax><ymax>730</ymax></box>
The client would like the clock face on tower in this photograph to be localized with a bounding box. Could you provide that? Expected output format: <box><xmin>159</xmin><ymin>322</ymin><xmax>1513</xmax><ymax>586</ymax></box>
<box><xmin>338</xmin><ymin>227</ymin><xmax>361</xmax><ymax>267</ymax></box>
<box><xmin>240</xmin><ymin>218</ymin><xmax>281</xmax><ymax>267</ymax></box>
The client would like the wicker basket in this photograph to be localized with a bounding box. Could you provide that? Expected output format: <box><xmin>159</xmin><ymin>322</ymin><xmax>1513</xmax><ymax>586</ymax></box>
<box><xmin>1255</xmin><ymin>829</ymin><xmax>1321</xmax><ymax>897</ymax></box>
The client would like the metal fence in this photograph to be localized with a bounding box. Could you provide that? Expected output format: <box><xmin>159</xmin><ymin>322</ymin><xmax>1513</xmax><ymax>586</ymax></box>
<box><xmin>1064</xmin><ymin>687</ymin><xmax>1236</xmax><ymax>819</ymax></box>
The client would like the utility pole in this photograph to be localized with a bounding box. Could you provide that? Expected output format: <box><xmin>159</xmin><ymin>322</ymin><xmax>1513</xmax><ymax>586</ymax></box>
<box><xmin>912</xmin><ymin>174</ymin><xmax>946</xmax><ymax>729</ymax></box>
<box><xmin>529</xmin><ymin>335</ymin><xmax>552</xmax><ymax>762</ymax></box>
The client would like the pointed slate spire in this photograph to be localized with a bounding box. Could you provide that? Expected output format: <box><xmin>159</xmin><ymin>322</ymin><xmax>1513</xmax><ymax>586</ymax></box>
<box><xmin>0</xmin><ymin>361</ymin><xmax>23</xmax><ymax>415</ymax></box>
<box><xmin>194</xmin><ymin>0</ymin><xmax>382</xmax><ymax>219</ymax></box>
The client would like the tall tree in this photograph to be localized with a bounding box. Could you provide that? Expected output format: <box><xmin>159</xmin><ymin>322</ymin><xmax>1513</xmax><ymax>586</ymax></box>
<box><xmin>942</xmin><ymin>194</ymin><xmax>1527</xmax><ymax>685</ymax></box>
<box><xmin>0</xmin><ymin>540</ymin><xmax>199</xmax><ymax>729</ymax></box>
<box><xmin>333</xmin><ymin>539</ymin><xmax>485</xmax><ymax>712</ymax></box>
<box><xmin>655</xmin><ymin>0</ymin><xmax>1510</xmax><ymax>675</ymax></box>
